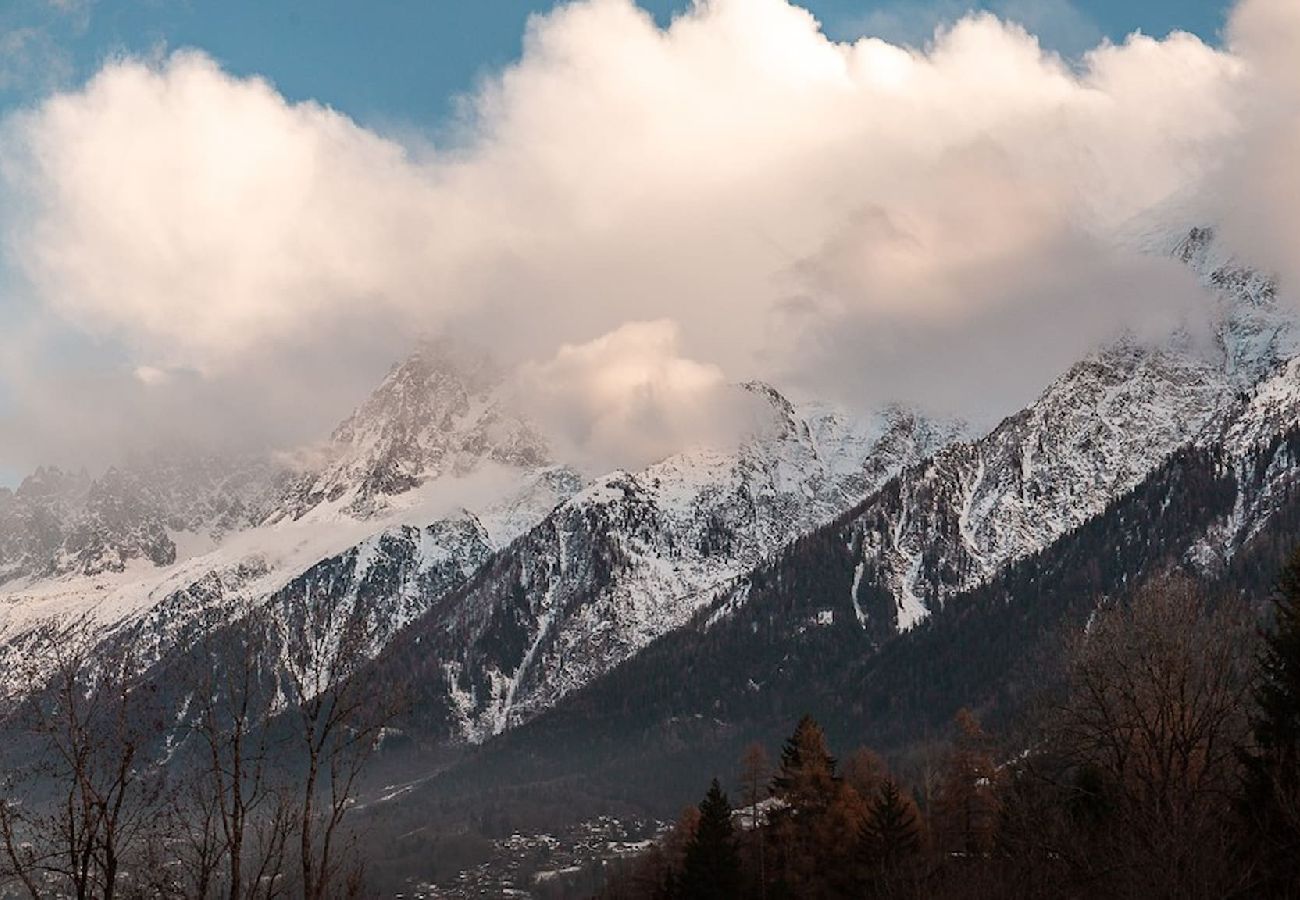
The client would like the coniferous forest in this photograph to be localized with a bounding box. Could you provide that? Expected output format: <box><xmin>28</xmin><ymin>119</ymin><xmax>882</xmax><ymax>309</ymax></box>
<box><xmin>596</xmin><ymin>558</ymin><xmax>1300</xmax><ymax>899</ymax></box>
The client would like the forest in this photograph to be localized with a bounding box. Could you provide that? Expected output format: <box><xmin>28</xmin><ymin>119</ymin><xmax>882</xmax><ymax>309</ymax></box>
<box><xmin>597</xmin><ymin>562</ymin><xmax>1300</xmax><ymax>899</ymax></box>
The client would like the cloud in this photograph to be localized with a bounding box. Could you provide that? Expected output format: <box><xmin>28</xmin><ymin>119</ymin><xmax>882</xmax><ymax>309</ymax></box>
<box><xmin>514</xmin><ymin>320</ymin><xmax>755</xmax><ymax>471</ymax></box>
<box><xmin>1</xmin><ymin>51</ymin><xmax>450</xmax><ymax>373</ymax></box>
<box><xmin>1206</xmin><ymin>0</ymin><xmax>1300</xmax><ymax>297</ymax></box>
<box><xmin>0</xmin><ymin>0</ymin><xmax>1295</xmax><ymax>472</ymax></box>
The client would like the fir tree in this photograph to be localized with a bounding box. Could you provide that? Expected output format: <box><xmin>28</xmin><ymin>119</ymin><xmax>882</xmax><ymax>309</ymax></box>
<box><xmin>768</xmin><ymin>716</ymin><xmax>861</xmax><ymax>898</ymax></box>
<box><xmin>680</xmin><ymin>779</ymin><xmax>740</xmax><ymax>900</ymax></box>
<box><xmin>1240</xmin><ymin>546</ymin><xmax>1300</xmax><ymax>891</ymax></box>
<box><xmin>771</xmin><ymin>715</ymin><xmax>838</xmax><ymax>813</ymax></box>
<box><xmin>861</xmin><ymin>777</ymin><xmax>921</xmax><ymax>870</ymax></box>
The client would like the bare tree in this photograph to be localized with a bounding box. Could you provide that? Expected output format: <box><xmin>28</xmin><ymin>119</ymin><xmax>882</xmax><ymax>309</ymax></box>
<box><xmin>1021</xmin><ymin>577</ymin><xmax>1255</xmax><ymax>899</ymax></box>
<box><xmin>175</xmin><ymin>605</ymin><xmax>293</xmax><ymax>900</ymax></box>
<box><xmin>0</xmin><ymin>642</ymin><xmax>167</xmax><ymax>900</ymax></box>
<box><xmin>282</xmin><ymin>593</ymin><xmax>397</xmax><ymax>900</ymax></box>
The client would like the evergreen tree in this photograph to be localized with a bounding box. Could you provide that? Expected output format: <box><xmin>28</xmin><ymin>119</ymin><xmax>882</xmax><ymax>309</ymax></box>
<box><xmin>771</xmin><ymin>715</ymin><xmax>838</xmax><ymax>813</ymax></box>
<box><xmin>680</xmin><ymin>779</ymin><xmax>740</xmax><ymax>900</ymax></box>
<box><xmin>768</xmin><ymin>716</ymin><xmax>861</xmax><ymax>898</ymax></box>
<box><xmin>1241</xmin><ymin>546</ymin><xmax>1300</xmax><ymax>891</ymax></box>
<box><xmin>861</xmin><ymin>777</ymin><xmax>921</xmax><ymax>870</ymax></box>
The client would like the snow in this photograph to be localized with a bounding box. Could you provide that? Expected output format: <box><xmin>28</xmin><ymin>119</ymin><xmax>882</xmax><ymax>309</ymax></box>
<box><xmin>0</xmin><ymin>459</ymin><xmax>569</xmax><ymax>700</ymax></box>
<box><xmin>820</xmin><ymin>226</ymin><xmax>1298</xmax><ymax>633</ymax></box>
<box><xmin>433</xmin><ymin>381</ymin><xmax>961</xmax><ymax>741</ymax></box>
<box><xmin>8</xmin><ymin>225</ymin><xmax>1289</xmax><ymax>747</ymax></box>
<box><xmin>850</xmin><ymin>561</ymin><xmax>867</xmax><ymax>628</ymax></box>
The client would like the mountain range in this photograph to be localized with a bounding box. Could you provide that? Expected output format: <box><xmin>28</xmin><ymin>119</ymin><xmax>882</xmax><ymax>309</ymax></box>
<box><xmin>3</xmin><ymin>224</ymin><xmax>1300</xmax><ymax>842</ymax></box>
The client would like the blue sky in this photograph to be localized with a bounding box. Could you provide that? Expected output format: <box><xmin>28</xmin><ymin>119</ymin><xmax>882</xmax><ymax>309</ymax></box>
<box><xmin>1</xmin><ymin>0</ymin><xmax>1232</xmax><ymax>132</ymax></box>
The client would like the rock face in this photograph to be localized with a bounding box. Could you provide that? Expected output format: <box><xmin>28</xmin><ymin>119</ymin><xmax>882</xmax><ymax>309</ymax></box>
<box><xmin>0</xmin><ymin>454</ymin><xmax>284</xmax><ymax>583</ymax></box>
<box><xmin>817</xmin><ymin>226</ymin><xmax>1296</xmax><ymax>634</ymax></box>
<box><xmin>371</xmin><ymin>383</ymin><xmax>960</xmax><ymax>741</ymax></box>
<box><xmin>271</xmin><ymin>341</ymin><xmax>551</xmax><ymax>523</ymax></box>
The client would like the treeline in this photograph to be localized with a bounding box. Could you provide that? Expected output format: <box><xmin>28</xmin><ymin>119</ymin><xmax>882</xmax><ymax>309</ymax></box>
<box><xmin>601</xmin><ymin>559</ymin><xmax>1300</xmax><ymax>899</ymax></box>
<box><xmin>0</xmin><ymin>601</ymin><xmax>396</xmax><ymax>899</ymax></box>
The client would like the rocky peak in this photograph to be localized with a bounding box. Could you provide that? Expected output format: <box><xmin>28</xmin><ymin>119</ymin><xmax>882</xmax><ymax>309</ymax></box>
<box><xmin>831</xmin><ymin>226</ymin><xmax>1297</xmax><ymax>634</ymax></box>
<box><xmin>14</xmin><ymin>466</ymin><xmax>90</xmax><ymax>503</ymax></box>
<box><xmin>0</xmin><ymin>453</ymin><xmax>281</xmax><ymax>583</ymax></box>
<box><xmin>332</xmin><ymin>340</ymin><xmax>501</xmax><ymax>449</ymax></box>
<box><xmin>272</xmin><ymin>340</ymin><xmax>552</xmax><ymax>521</ymax></box>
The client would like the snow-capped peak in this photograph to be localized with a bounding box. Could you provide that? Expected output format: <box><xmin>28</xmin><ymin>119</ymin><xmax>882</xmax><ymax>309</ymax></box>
<box><xmin>272</xmin><ymin>340</ymin><xmax>550</xmax><ymax>522</ymax></box>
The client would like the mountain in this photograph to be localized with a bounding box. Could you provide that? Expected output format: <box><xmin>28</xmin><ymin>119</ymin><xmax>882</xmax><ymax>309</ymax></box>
<box><xmin>378</xmin><ymin>294</ymin><xmax>1300</xmax><ymax>831</ymax></box>
<box><xmin>824</xmin><ymin>226</ymin><xmax>1292</xmax><ymax>635</ymax></box>
<box><xmin>4</xmin><ymin>222</ymin><xmax>1295</xmax><ymax>860</ymax></box>
<box><xmin>0</xmin><ymin>344</ymin><xmax>579</xmax><ymax>703</ymax></box>
<box><xmin>328</xmin><ymin>226</ymin><xmax>1300</xmax><ymax>838</ymax></box>
<box><xmin>335</xmin><ymin>226</ymin><xmax>1288</xmax><ymax>757</ymax></box>
<box><xmin>365</xmin><ymin>387</ymin><xmax>960</xmax><ymax>742</ymax></box>
<box><xmin>0</xmin><ymin>340</ymin><xmax>955</xmax><ymax>738</ymax></box>
<box><xmin>271</xmin><ymin>341</ymin><xmax>553</xmax><ymax>526</ymax></box>
<box><xmin>0</xmin><ymin>453</ymin><xmax>284</xmax><ymax>583</ymax></box>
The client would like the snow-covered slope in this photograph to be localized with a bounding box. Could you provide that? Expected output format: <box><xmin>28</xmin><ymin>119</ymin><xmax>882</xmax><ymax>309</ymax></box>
<box><xmin>271</xmin><ymin>340</ymin><xmax>552</xmax><ymax>525</ymax></box>
<box><xmin>0</xmin><ymin>454</ymin><xmax>284</xmax><ymax>584</ymax></box>
<box><xmin>4</xmin><ymin>225</ymin><xmax>1286</xmax><ymax>754</ymax></box>
<box><xmin>369</xmin><ymin>384</ymin><xmax>960</xmax><ymax>741</ymax></box>
<box><xmin>1181</xmin><ymin>352</ymin><xmax>1300</xmax><ymax>570</ymax></box>
<box><xmin>434</xmin><ymin>349</ymin><xmax>1300</xmax><ymax>813</ymax></box>
<box><xmin>776</xmin><ymin>227</ymin><xmax>1296</xmax><ymax>634</ymax></box>
<box><xmin>0</xmin><ymin>343</ymin><xmax>947</xmax><ymax>722</ymax></box>
<box><xmin>0</xmin><ymin>344</ymin><xmax>579</xmax><ymax>701</ymax></box>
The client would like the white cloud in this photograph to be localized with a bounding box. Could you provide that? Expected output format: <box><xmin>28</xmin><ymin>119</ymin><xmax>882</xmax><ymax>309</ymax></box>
<box><xmin>514</xmin><ymin>319</ymin><xmax>754</xmax><ymax>471</ymax></box>
<box><xmin>2</xmin><ymin>51</ymin><xmax>451</xmax><ymax>373</ymax></box>
<box><xmin>1207</xmin><ymin>0</ymin><xmax>1300</xmax><ymax>298</ymax></box>
<box><xmin>132</xmin><ymin>365</ymin><xmax>170</xmax><ymax>386</ymax></box>
<box><xmin>844</xmin><ymin>0</ymin><xmax>1101</xmax><ymax>57</ymax></box>
<box><xmin>1</xmin><ymin>0</ymin><xmax>1297</xmax><ymax>470</ymax></box>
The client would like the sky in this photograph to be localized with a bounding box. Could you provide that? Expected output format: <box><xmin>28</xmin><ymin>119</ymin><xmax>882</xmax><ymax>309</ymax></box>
<box><xmin>4</xmin><ymin>0</ymin><xmax>1293</xmax><ymax>486</ymax></box>
<box><xmin>0</xmin><ymin>1</ymin><xmax>1231</xmax><ymax>127</ymax></box>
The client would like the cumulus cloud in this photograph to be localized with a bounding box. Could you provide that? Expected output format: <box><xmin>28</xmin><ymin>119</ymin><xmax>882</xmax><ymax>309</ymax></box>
<box><xmin>844</xmin><ymin>0</ymin><xmax>1102</xmax><ymax>57</ymax></box>
<box><xmin>514</xmin><ymin>320</ymin><xmax>758</xmax><ymax>471</ymax></box>
<box><xmin>0</xmin><ymin>0</ymin><xmax>1297</xmax><ymax>472</ymax></box>
<box><xmin>1</xmin><ymin>51</ymin><xmax>452</xmax><ymax>373</ymax></box>
<box><xmin>1208</xmin><ymin>0</ymin><xmax>1300</xmax><ymax>297</ymax></box>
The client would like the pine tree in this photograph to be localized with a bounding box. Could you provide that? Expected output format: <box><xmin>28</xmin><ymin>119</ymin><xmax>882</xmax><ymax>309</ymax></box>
<box><xmin>861</xmin><ymin>777</ymin><xmax>921</xmax><ymax>870</ymax></box>
<box><xmin>680</xmin><ymin>779</ymin><xmax>740</xmax><ymax>900</ymax></box>
<box><xmin>771</xmin><ymin>715</ymin><xmax>838</xmax><ymax>813</ymax></box>
<box><xmin>768</xmin><ymin>716</ymin><xmax>861</xmax><ymax>898</ymax></box>
<box><xmin>1240</xmin><ymin>546</ymin><xmax>1300</xmax><ymax>891</ymax></box>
